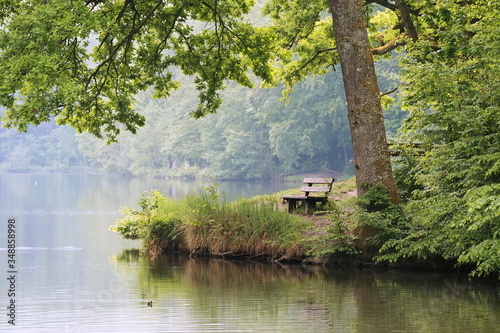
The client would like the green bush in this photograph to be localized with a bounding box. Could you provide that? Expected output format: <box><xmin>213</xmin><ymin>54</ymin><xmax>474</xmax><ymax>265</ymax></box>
<box><xmin>110</xmin><ymin>190</ymin><xmax>183</xmax><ymax>252</ymax></box>
<box><xmin>353</xmin><ymin>185</ymin><xmax>411</xmax><ymax>259</ymax></box>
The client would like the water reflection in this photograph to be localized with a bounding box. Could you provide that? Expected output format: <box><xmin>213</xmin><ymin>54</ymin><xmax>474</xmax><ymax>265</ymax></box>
<box><xmin>113</xmin><ymin>251</ymin><xmax>500</xmax><ymax>333</ymax></box>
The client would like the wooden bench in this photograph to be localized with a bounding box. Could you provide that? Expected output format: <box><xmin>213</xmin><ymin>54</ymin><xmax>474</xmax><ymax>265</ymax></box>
<box><xmin>280</xmin><ymin>177</ymin><xmax>334</xmax><ymax>214</ymax></box>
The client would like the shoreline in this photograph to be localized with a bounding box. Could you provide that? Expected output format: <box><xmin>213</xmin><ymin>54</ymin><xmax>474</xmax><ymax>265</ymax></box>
<box><xmin>111</xmin><ymin>179</ymin><xmax>499</xmax><ymax>282</ymax></box>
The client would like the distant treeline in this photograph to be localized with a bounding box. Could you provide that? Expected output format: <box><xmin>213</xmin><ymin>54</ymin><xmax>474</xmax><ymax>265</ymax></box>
<box><xmin>0</xmin><ymin>58</ymin><xmax>404</xmax><ymax>180</ymax></box>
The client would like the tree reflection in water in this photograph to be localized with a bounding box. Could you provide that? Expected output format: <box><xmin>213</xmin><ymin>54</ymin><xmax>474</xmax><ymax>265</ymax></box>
<box><xmin>113</xmin><ymin>250</ymin><xmax>500</xmax><ymax>332</ymax></box>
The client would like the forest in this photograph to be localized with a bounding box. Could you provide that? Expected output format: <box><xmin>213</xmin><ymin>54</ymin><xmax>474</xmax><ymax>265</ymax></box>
<box><xmin>0</xmin><ymin>0</ymin><xmax>498</xmax><ymax>277</ymax></box>
<box><xmin>0</xmin><ymin>57</ymin><xmax>403</xmax><ymax>179</ymax></box>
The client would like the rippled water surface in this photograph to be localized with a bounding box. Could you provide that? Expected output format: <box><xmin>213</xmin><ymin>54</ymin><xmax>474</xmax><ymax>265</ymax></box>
<box><xmin>0</xmin><ymin>174</ymin><xmax>498</xmax><ymax>332</ymax></box>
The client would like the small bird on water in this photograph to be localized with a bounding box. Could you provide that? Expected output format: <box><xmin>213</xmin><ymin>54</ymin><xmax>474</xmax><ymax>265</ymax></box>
<box><xmin>147</xmin><ymin>301</ymin><xmax>153</xmax><ymax>307</ymax></box>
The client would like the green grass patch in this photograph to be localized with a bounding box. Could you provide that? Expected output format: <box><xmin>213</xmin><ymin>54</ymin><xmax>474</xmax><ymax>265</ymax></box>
<box><xmin>111</xmin><ymin>178</ymin><xmax>366</xmax><ymax>263</ymax></box>
<box><xmin>111</xmin><ymin>186</ymin><xmax>313</xmax><ymax>259</ymax></box>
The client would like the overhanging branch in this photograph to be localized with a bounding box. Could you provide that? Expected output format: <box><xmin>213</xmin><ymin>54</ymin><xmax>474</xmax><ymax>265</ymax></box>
<box><xmin>294</xmin><ymin>48</ymin><xmax>337</xmax><ymax>74</ymax></box>
<box><xmin>87</xmin><ymin>1</ymin><xmax>164</xmax><ymax>90</ymax></box>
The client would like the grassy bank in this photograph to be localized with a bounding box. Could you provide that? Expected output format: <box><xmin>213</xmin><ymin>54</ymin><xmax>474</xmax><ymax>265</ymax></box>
<box><xmin>110</xmin><ymin>180</ymin><xmax>365</xmax><ymax>262</ymax></box>
<box><xmin>111</xmin><ymin>185</ymin><xmax>322</xmax><ymax>260</ymax></box>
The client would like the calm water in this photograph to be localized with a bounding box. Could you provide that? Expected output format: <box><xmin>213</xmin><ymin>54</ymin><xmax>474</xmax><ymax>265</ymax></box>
<box><xmin>0</xmin><ymin>174</ymin><xmax>498</xmax><ymax>332</ymax></box>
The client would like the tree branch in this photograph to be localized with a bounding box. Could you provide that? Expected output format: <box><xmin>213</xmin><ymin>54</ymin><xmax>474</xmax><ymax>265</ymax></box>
<box><xmin>371</xmin><ymin>34</ymin><xmax>406</xmax><ymax>55</ymax></box>
<box><xmin>365</xmin><ymin>0</ymin><xmax>420</xmax><ymax>15</ymax></box>
<box><xmin>380</xmin><ymin>85</ymin><xmax>401</xmax><ymax>96</ymax></box>
<box><xmin>394</xmin><ymin>0</ymin><xmax>418</xmax><ymax>41</ymax></box>
<box><xmin>153</xmin><ymin>10</ymin><xmax>182</xmax><ymax>63</ymax></box>
<box><xmin>200</xmin><ymin>0</ymin><xmax>270</xmax><ymax>74</ymax></box>
<box><xmin>365</xmin><ymin>0</ymin><xmax>397</xmax><ymax>12</ymax></box>
<box><xmin>87</xmin><ymin>1</ymin><xmax>164</xmax><ymax>90</ymax></box>
<box><xmin>284</xmin><ymin>19</ymin><xmax>318</xmax><ymax>50</ymax></box>
<box><xmin>295</xmin><ymin>48</ymin><xmax>337</xmax><ymax>74</ymax></box>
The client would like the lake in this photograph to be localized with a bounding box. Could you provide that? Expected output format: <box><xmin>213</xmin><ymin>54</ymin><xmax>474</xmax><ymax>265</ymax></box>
<box><xmin>0</xmin><ymin>174</ymin><xmax>499</xmax><ymax>332</ymax></box>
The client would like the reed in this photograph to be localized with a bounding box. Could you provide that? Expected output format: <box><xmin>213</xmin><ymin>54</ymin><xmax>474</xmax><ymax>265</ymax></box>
<box><xmin>111</xmin><ymin>188</ymin><xmax>313</xmax><ymax>260</ymax></box>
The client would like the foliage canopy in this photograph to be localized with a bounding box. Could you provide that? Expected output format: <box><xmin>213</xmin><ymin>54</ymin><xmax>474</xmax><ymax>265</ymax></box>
<box><xmin>0</xmin><ymin>0</ymin><xmax>275</xmax><ymax>141</ymax></box>
<box><xmin>379</xmin><ymin>0</ymin><xmax>500</xmax><ymax>277</ymax></box>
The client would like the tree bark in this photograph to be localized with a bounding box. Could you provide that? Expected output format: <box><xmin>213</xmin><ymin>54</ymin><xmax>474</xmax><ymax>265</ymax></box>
<box><xmin>329</xmin><ymin>0</ymin><xmax>399</xmax><ymax>204</ymax></box>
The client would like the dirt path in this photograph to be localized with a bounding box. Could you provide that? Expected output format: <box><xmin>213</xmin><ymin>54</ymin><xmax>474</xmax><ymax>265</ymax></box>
<box><xmin>304</xmin><ymin>187</ymin><xmax>357</xmax><ymax>233</ymax></box>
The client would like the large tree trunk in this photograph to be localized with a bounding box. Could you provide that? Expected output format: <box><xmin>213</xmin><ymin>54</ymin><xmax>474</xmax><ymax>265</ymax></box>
<box><xmin>329</xmin><ymin>0</ymin><xmax>399</xmax><ymax>204</ymax></box>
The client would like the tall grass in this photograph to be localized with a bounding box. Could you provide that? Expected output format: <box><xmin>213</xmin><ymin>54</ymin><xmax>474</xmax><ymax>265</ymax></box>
<box><xmin>111</xmin><ymin>187</ymin><xmax>313</xmax><ymax>259</ymax></box>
